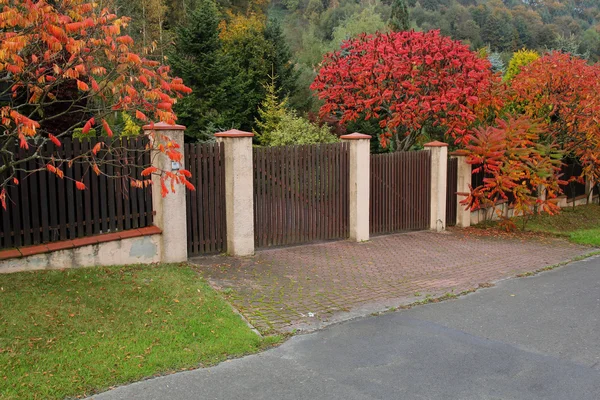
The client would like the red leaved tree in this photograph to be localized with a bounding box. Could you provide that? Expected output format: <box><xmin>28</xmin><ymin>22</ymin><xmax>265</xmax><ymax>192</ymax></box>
<box><xmin>311</xmin><ymin>30</ymin><xmax>496</xmax><ymax>151</ymax></box>
<box><xmin>508</xmin><ymin>52</ymin><xmax>600</xmax><ymax>190</ymax></box>
<box><xmin>0</xmin><ymin>0</ymin><xmax>193</xmax><ymax>209</ymax></box>
<box><xmin>461</xmin><ymin>117</ymin><xmax>564</xmax><ymax>230</ymax></box>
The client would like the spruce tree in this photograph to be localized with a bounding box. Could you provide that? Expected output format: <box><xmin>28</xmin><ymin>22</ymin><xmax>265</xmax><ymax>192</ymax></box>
<box><xmin>168</xmin><ymin>0</ymin><xmax>240</xmax><ymax>141</ymax></box>
<box><xmin>488</xmin><ymin>52</ymin><xmax>505</xmax><ymax>74</ymax></box>
<box><xmin>253</xmin><ymin>75</ymin><xmax>287</xmax><ymax>146</ymax></box>
<box><xmin>265</xmin><ymin>18</ymin><xmax>299</xmax><ymax>101</ymax></box>
<box><xmin>389</xmin><ymin>0</ymin><xmax>410</xmax><ymax>32</ymax></box>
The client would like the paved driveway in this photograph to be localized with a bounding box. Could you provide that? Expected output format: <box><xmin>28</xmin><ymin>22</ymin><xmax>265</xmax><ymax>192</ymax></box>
<box><xmin>93</xmin><ymin>254</ymin><xmax>600</xmax><ymax>400</ymax></box>
<box><xmin>191</xmin><ymin>229</ymin><xmax>591</xmax><ymax>333</ymax></box>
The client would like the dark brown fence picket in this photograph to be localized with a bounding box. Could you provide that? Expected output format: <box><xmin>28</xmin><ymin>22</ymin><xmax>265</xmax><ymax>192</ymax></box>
<box><xmin>559</xmin><ymin>160</ymin><xmax>587</xmax><ymax>200</ymax></box>
<box><xmin>185</xmin><ymin>142</ymin><xmax>226</xmax><ymax>256</ymax></box>
<box><xmin>370</xmin><ymin>151</ymin><xmax>431</xmax><ymax>234</ymax></box>
<box><xmin>446</xmin><ymin>157</ymin><xmax>458</xmax><ymax>227</ymax></box>
<box><xmin>0</xmin><ymin>137</ymin><xmax>154</xmax><ymax>251</ymax></box>
<box><xmin>253</xmin><ymin>143</ymin><xmax>349</xmax><ymax>248</ymax></box>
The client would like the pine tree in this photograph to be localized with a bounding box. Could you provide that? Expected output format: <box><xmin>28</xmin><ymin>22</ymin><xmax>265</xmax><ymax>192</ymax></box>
<box><xmin>504</xmin><ymin>49</ymin><xmax>539</xmax><ymax>81</ymax></box>
<box><xmin>168</xmin><ymin>0</ymin><xmax>241</xmax><ymax>140</ymax></box>
<box><xmin>553</xmin><ymin>34</ymin><xmax>589</xmax><ymax>59</ymax></box>
<box><xmin>389</xmin><ymin>0</ymin><xmax>410</xmax><ymax>32</ymax></box>
<box><xmin>253</xmin><ymin>75</ymin><xmax>287</xmax><ymax>145</ymax></box>
<box><xmin>481</xmin><ymin>11</ymin><xmax>512</xmax><ymax>51</ymax></box>
<box><xmin>265</xmin><ymin>18</ymin><xmax>299</xmax><ymax>100</ymax></box>
<box><xmin>488</xmin><ymin>52</ymin><xmax>505</xmax><ymax>74</ymax></box>
<box><xmin>220</xmin><ymin>14</ymin><xmax>299</xmax><ymax>132</ymax></box>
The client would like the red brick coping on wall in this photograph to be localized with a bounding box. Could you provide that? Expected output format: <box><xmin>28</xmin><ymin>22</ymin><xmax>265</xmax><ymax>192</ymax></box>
<box><xmin>0</xmin><ymin>226</ymin><xmax>162</xmax><ymax>261</ymax></box>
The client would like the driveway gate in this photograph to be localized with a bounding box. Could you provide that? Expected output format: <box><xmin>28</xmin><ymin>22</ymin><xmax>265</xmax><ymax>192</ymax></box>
<box><xmin>185</xmin><ymin>142</ymin><xmax>226</xmax><ymax>256</ymax></box>
<box><xmin>253</xmin><ymin>143</ymin><xmax>350</xmax><ymax>248</ymax></box>
<box><xmin>370</xmin><ymin>151</ymin><xmax>431</xmax><ymax>234</ymax></box>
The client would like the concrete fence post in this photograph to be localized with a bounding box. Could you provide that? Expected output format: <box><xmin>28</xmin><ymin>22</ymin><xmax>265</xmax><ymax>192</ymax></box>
<box><xmin>454</xmin><ymin>153</ymin><xmax>472</xmax><ymax>228</ymax></box>
<box><xmin>341</xmin><ymin>133</ymin><xmax>371</xmax><ymax>242</ymax></box>
<box><xmin>143</xmin><ymin>122</ymin><xmax>188</xmax><ymax>262</ymax></box>
<box><xmin>586</xmin><ymin>178</ymin><xmax>595</xmax><ymax>204</ymax></box>
<box><xmin>215</xmin><ymin>129</ymin><xmax>255</xmax><ymax>256</ymax></box>
<box><xmin>424</xmin><ymin>141</ymin><xmax>448</xmax><ymax>232</ymax></box>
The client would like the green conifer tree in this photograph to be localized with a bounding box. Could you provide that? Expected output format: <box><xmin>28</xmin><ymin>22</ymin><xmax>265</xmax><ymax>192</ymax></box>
<box><xmin>254</xmin><ymin>75</ymin><xmax>288</xmax><ymax>146</ymax></box>
<box><xmin>168</xmin><ymin>0</ymin><xmax>241</xmax><ymax>141</ymax></box>
<box><xmin>389</xmin><ymin>0</ymin><xmax>410</xmax><ymax>32</ymax></box>
<box><xmin>504</xmin><ymin>49</ymin><xmax>539</xmax><ymax>81</ymax></box>
<box><xmin>265</xmin><ymin>18</ymin><xmax>299</xmax><ymax>101</ymax></box>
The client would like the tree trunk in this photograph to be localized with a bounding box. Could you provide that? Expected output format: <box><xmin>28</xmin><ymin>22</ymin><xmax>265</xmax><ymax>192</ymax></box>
<box><xmin>159</xmin><ymin>15</ymin><xmax>164</xmax><ymax>60</ymax></box>
<box><xmin>142</xmin><ymin>0</ymin><xmax>147</xmax><ymax>49</ymax></box>
<box><xmin>393</xmin><ymin>128</ymin><xmax>421</xmax><ymax>152</ymax></box>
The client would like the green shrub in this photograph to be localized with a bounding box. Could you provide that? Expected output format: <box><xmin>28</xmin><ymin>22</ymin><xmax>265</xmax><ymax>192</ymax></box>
<box><xmin>269</xmin><ymin>111</ymin><xmax>339</xmax><ymax>146</ymax></box>
<box><xmin>504</xmin><ymin>49</ymin><xmax>540</xmax><ymax>81</ymax></box>
<box><xmin>72</xmin><ymin>127</ymin><xmax>97</xmax><ymax>139</ymax></box>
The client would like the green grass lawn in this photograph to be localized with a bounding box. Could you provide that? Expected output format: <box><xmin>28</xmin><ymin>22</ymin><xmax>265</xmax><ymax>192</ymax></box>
<box><xmin>523</xmin><ymin>204</ymin><xmax>600</xmax><ymax>246</ymax></box>
<box><xmin>479</xmin><ymin>204</ymin><xmax>600</xmax><ymax>246</ymax></box>
<box><xmin>0</xmin><ymin>264</ymin><xmax>281</xmax><ymax>400</ymax></box>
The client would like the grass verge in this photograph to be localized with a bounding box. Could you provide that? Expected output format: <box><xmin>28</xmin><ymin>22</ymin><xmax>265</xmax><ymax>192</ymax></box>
<box><xmin>475</xmin><ymin>204</ymin><xmax>600</xmax><ymax>246</ymax></box>
<box><xmin>0</xmin><ymin>264</ymin><xmax>282</xmax><ymax>400</ymax></box>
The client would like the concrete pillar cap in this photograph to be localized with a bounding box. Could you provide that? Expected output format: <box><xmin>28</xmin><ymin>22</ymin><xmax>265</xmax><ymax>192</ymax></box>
<box><xmin>215</xmin><ymin>129</ymin><xmax>254</xmax><ymax>138</ymax></box>
<box><xmin>424</xmin><ymin>141</ymin><xmax>449</xmax><ymax>147</ymax></box>
<box><xmin>341</xmin><ymin>132</ymin><xmax>371</xmax><ymax>140</ymax></box>
<box><xmin>143</xmin><ymin>121</ymin><xmax>186</xmax><ymax>131</ymax></box>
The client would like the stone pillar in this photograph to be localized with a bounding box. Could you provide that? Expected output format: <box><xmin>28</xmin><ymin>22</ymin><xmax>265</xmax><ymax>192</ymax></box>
<box><xmin>341</xmin><ymin>133</ymin><xmax>371</xmax><ymax>242</ymax></box>
<box><xmin>535</xmin><ymin>184</ymin><xmax>547</xmax><ymax>218</ymax></box>
<box><xmin>424</xmin><ymin>141</ymin><xmax>448</xmax><ymax>232</ymax></box>
<box><xmin>454</xmin><ymin>154</ymin><xmax>472</xmax><ymax>228</ymax></box>
<box><xmin>586</xmin><ymin>178</ymin><xmax>595</xmax><ymax>204</ymax></box>
<box><xmin>215</xmin><ymin>129</ymin><xmax>255</xmax><ymax>256</ymax></box>
<box><xmin>143</xmin><ymin>122</ymin><xmax>188</xmax><ymax>262</ymax></box>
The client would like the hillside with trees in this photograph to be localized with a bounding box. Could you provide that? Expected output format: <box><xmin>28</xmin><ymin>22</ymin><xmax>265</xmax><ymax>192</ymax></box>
<box><xmin>109</xmin><ymin>0</ymin><xmax>600</xmax><ymax>120</ymax></box>
<box><xmin>2</xmin><ymin>0</ymin><xmax>600</xmax><ymax>222</ymax></box>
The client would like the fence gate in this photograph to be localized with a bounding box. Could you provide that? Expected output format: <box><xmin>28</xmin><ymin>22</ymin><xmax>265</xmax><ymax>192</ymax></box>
<box><xmin>446</xmin><ymin>157</ymin><xmax>458</xmax><ymax>227</ymax></box>
<box><xmin>370</xmin><ymin>151</ymin><xmax>431</xmax><ymax>235</ymax></box>
<box><xmin>253</xmin><ymin>143</ymin><xmax>350</xmax><ymax>248</ymax></box>
<box><xmin>185</xmin><ymin>142</ymin><xmax>227</xmax><ymax>256</ymax></box>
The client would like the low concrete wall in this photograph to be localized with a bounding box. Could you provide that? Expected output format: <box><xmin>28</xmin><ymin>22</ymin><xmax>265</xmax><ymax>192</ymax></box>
<box><xmin>0</xmin><ymin>234</ymin><xmax>162</xmax><ymax>274</ymax></box>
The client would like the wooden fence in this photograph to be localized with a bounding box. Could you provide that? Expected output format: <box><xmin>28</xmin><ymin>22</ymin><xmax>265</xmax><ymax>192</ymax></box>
<box><xmin>0</xmin><ymin>137</ymin><xmax>153</xmax><ymax>250</ymax></box>
<box><xmin>253</xmin><ymin>143</ymin><xmax>350</xmax><ymax>247</ymax></box>
<box><xmin>560</xmin><ymin>161</ymin><xmax>587</xmax><ymax>200</ymax></box>
<box><xmin>446</xmin><ymin>157</ymin><xmax>458</xmax><ymax>227</ymax></box>
<box><xmin>185</xmin><ymin>142</ymin><xmax>226</xmax><ymax>256</ymax></box>
<box><xmin>472</xmin><ymin>160</ymin><xmax>587</xmax><ymax>201</ymax></box>
<box><xmin>370</xmin><ymin>151</ymin><xmax>431</xmax><ymax>234</ymax></box>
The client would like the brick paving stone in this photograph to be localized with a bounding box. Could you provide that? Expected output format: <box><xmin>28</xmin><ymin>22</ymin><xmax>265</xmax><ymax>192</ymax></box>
<box><xmin>190</xmin><ymin>229</ymin><xmax>592</xmax><ymax>333</ymax></box>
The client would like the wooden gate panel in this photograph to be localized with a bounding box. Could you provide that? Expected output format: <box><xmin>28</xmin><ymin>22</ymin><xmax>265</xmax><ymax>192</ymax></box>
<box><xmin>185</xmin><ymin>142</ymin><xmax>226</xmax><ymax>256</ymax></box>
<box><xmin>254</xmin><ymin>143</ymin><xmax>349</xmax><ymax>248</ymax></box>
<box><xmin>446</xmin><ymin>157</ymin><xmax>458</xmax><ymax>227</ymax></box>
<box><xmin>370</xmin><ymin>151</ymin><xmax>431</xmax><ymax>234</ymax></box>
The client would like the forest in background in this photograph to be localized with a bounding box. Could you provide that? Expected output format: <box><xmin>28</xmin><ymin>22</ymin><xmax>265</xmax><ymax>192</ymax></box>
<box><xmin>3</xmin><ymin>0</ymin><xmax>600</xmax><ymax>224</ymax></box>
<box><xmin>105</xmin><ymin>0</ymin><xmax>600</xmax><ymax>141</ymax></box>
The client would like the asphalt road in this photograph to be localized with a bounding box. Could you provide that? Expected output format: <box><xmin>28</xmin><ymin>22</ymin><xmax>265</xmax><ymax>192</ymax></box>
<box><xmin>92</xmin><ymin>255</ymin><xmax>600</xmax><ymax>400</ymax></box>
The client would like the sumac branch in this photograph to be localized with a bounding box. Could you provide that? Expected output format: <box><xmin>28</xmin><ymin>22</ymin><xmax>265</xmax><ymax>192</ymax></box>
<box><xmin>0</xmin><ymin>0</ymin><xmax>192</xmax><ymax>209</ymax></box>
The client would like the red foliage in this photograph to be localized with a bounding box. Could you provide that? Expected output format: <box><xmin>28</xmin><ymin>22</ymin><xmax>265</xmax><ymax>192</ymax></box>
<box><xmin>508</xmin><ymin>52</ymin><xmax>600</xmax><ymax>184</ymax></box>
<box><xmin>311</xmin><ymin>30</ymin><xmax>495</xmax><ymax>150</ymax></box>
<box><xmin>0</xmin><ymin>0</ymin><xmax>193</xmax><ymax>204</ymax></box>
<box><xmin>461</xmin><ymin>117</ymin><xmax>564</xmax><ymax>229</ymax></box>
<box><xmin>306</xmin><ymin>112</ymin><xmax>347</xmax><ymax>137</ymax></box>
